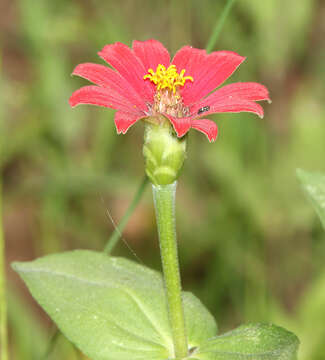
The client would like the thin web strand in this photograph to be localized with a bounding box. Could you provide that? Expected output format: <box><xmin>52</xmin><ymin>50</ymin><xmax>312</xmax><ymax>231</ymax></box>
<box><xmin>100</xmin><ymin>196</ymin><xmax>144</xmax><ymax>265</ymax></box>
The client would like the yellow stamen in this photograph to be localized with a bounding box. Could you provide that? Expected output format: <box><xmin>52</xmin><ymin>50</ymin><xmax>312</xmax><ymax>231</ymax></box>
<box><xmin>143</xmin><ymin>64</ymin><xmax>193</xmax><ymax>94</ymax></box>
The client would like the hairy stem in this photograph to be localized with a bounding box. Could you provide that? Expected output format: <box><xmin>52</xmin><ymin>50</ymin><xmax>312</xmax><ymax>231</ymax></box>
<box><xmin>152</xmin><ymin>182</ymin><xmax>188</xmax><ymax>359</ymax></box>
<box><xmin>205</xmin><ymin>0</ymin><xmax>236</xmax><ymax>52</ymax></box>
<box><xmin>104</xmin><ymin>176</ymin><xmax>148</xmax><ymax>254</ymax></box>
<box><xmin>0</xmin><ymin>179</ymin><xmax>8</xmax><ymax>360</ymax></box>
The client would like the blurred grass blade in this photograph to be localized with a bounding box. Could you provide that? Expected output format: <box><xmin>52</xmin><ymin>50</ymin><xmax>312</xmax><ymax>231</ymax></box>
<box><xmin>104</xmin><ymin>176</ymin><xmax>149</xmax><ymax>254</ymax></box>
<box><xmin>205</xmin><ymin>0</ymin><xmax>236</xmax><ymax>52</ymax></box>
<box><xmin>40</xmin><ymin>329</ymin><xmax>61</xmax><ymax>360</ymax></box>
<box><xmin>296</xmin><ymin>168</ymin><xmax>325</xmax><ymax>229</ymax></box>
<box><xmin>0</xmin><ymin>48</ymin><xmax>8</xmax><ymax>358</ymax></box>
<box><xmin>8</xmin><ymin>287</ymin><xmax>47</xmax><ymax>359</ymax></box>
<box><xmin>0</xmin><ymin>179</ymin><xmax>8</xmax><ymax>360</ymax></box>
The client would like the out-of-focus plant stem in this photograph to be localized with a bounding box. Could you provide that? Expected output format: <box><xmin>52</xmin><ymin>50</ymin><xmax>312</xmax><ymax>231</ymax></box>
<box><xmin>205</xmin><ymin>0</ymin><xmax>236</xmax><ymax>52</ymax></box>
<box><xmin>104</xmin><ymin>176</ymin><xmax>148</xmax><ymax>254</ymax></box>
<box><xmin>152</xmin><ymin>182</ymin><xmax>188</xmax><ymax>359</ymax></box>
<box><xmin>0</xmin><ymin>46</ymin><xmax>8</xmax><ymax>360</ymax></box>
<box><xmin>169</xmin><ymin>0</ymin><xmax>191</xmax><ymax>53</ymax></box>
<box><xmin>0</xmin><ymin>179</ymin><xmax>8</xmax><ymax>360</ymax></box>
<box><xmin>40</xmin><ymin>329</ymin><xmax>60</xmax><ymax>360</ymax></box>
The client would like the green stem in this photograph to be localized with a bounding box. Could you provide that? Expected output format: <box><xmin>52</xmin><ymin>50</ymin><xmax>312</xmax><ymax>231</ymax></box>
<box><xmin>40</xmin><ymin>328</ymin><xmax>60</xmax><ymax>360</ymax></box>
<box><xmin>104</xmin><ymin>176</ymin><xmax>148</xmax><ymax>254</ymax></box>
<box><xmin>0</xmin><ymin>180</ymin><xmax>8</xmax><ymax>360</ymax></box>
<box><xmin>205</xmin><ymin>0</ymin><xmax>236</xmax><ymax>52</ymax></box>
<box><xmin>152</xmin><ymin>182</ymin><xmax>188</xmax><ymax>359</ymax></box>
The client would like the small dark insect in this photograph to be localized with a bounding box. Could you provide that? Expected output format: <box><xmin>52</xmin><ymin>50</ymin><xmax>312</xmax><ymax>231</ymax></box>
<box><xmin>197</xmin><ymin>106</ymin><xmax>210</xmax><ymax>115</ymax></box>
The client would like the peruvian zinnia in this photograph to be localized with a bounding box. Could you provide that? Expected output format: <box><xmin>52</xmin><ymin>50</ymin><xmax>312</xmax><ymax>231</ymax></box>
<box><xmin>69</xmin><ymin>39</ymin><xmax>269</xmax><ymax>142</ymax></box>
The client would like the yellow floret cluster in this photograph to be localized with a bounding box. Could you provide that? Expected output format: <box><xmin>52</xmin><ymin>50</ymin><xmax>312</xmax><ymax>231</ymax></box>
<box><xmin>144</xmin><ymin>64</ymin><xmax>193</xmax><ymax>94</ymax></box>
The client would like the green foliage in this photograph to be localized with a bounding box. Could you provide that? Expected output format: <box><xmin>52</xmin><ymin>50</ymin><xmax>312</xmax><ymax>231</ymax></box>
<box><xmin>6</xmin><ymin>288</ymin><xmax>47</xmax><ymax>359</ymax></box>
<box><xmin>12</xmin><ymin>250</ymin><xmax>217</xmax><ymax>360</ymax></box>
<box><xmin>13</xmin><ymin>251</ymin><xmax>298</xmax><ymax>360</ymax></box>
<box><xmin>3</xmin><ymin>0</ymin><xmax>325</xmax><ymax>358</ymax></box>
<box><xmin>296</xmin><ymin>169</ymin><xmax>325</xmax><ymax>229</ymax></box>
<box><xmin>296</xmin><ymin>271</ymin><xmax>325</xmax><ymax>360</ymax></box>
<box><xmin>194</xmin><ymin>324</ymin><xmax>298</xmax><ymax>360</ymax></box>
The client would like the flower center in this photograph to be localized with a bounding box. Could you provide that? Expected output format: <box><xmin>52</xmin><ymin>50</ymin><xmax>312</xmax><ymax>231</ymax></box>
<box><xmin>144</xmin><ymin>64</ymin><xmax>193</xmax><ymax>94</ymax></box>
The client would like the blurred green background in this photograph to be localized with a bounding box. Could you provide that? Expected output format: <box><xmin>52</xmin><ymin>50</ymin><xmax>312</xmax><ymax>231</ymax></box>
<box><xmin>1</xmin><ymin>0</ymin><xmax>325</xmax><ymax>359</ymax></box>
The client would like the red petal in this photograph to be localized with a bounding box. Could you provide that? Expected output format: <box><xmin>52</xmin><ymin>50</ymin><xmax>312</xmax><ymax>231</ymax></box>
<box><xmin>72</xmin><ymin>63</ymin><xmax>147</xmax><ymax>111</ymax></box>
<box><xmin>98</xmin><ymin>42</ymin><xmax>154</xmax><ymax>103</ymax></box>
<box><xmin>193</xmin><ymin>82</ymin><xmax>270</xmax><ymax>112</ymax></box>
<box><xmin>69</xmin><ymin>85</ymin><xmax>142</xmax><ymax>114</ymax></box>
<box><xmin>133</xmin><ymin>39</ymin><xmax>170</xmax><ymax>72</ymax></box>
<box><xmin>165</xmin><ymin>114</ymin><xmax>218</xmax><ymax>141</ymax></box>
<box><xmin>214</xmin><ymin>82</ymin><xmax>270</xmax><ymax>101</ymax></box>
<box><xmin>164</xmin><ymin>114</ymin><xmax>192</xmax><ymax>138</ymax></box>
<box><xmin>114</xmin><ymin>111</ymin><xmax>145</xmax><ymax>134</ymax></box>
<box><xmin>191</xmin><ymin>119</ymin><xmax>218</xmax><ymax>142</ymax></box>
<box><xmin>172</xmin><ymin>46</ymin><xmax>245</xmax><ymax>106</ymax></box>
<box><xmin>200</xmin><ymin>98</ymin><xmax>265</xmax><ymax>118</ymax></box>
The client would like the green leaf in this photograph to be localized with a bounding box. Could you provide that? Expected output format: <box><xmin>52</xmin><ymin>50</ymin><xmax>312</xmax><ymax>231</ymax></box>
<box><xmin>12</xmin><ymin>250</ymin><xmax>217</xmax><ymax>360</ymax></box>
<box><xmin>296</xmin><ymin>168</ymin><xmax>325</xmax><ymax>229</ymax></box>
<box><xmin>12</xmin><ymin>251</ymin><xmax>298</xmax><ymax>360</ymax></box>
<box><xmin>183</xmin><ymin>291</ymin><xmax>217</xmax><ymax>347</ymax></box>
<box><xmin>192</xmin><ymin>323</ymin><xmax>299</xmax><ymax>360</ymax></box>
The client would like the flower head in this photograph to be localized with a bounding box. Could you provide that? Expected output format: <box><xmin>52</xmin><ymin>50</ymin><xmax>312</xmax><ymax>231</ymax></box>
<box><xmin>69</xmin><ymin>39</ymin><xmax>270</xmax><ymax>142</ymax></box>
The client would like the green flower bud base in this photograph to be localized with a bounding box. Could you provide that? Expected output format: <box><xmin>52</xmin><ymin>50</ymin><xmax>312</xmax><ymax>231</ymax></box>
<box><xmin>143</xmin><ymin>121</ymin><xmax>187</xmax><ymax>186</ymax></box>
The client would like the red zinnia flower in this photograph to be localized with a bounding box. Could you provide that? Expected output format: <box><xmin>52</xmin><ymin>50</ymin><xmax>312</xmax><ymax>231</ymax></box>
<box><xmin>69</xmin><ymin>39</ymin><xmax>270</xmax><ymax>142</ymax></box>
